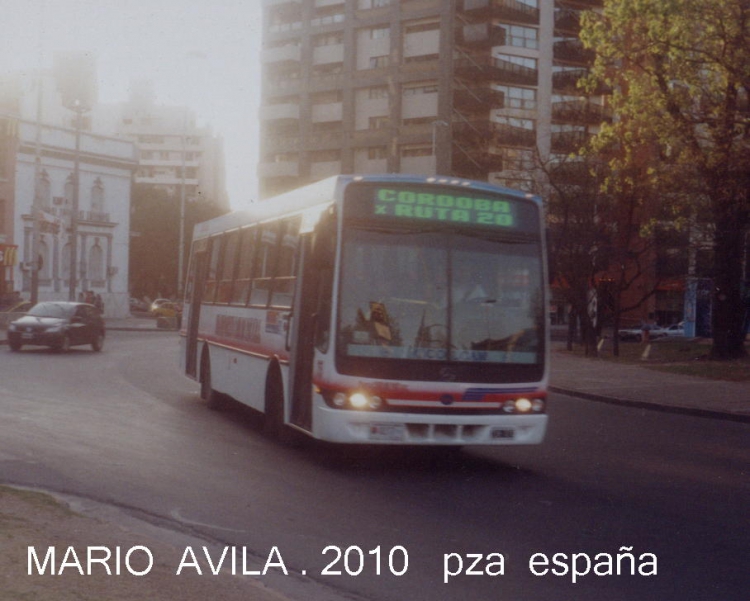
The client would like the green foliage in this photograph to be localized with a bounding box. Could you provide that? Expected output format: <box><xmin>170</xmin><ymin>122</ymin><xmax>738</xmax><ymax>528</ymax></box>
<box><xmin>579</xmin><ymin>0</ymin><xmax>750</xmax><ymax>359</ymax></box>
<box><xmin>129</xmin><ymin>184</ymin><xmax>227</xmax><ymax>299</ymax></box>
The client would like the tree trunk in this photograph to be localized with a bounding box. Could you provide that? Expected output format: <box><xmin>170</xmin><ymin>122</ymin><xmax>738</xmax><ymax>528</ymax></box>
<box><xmin>709</xmin><ymin>203</ymin><xmax>748</xmax><ymax>360</ymax></box>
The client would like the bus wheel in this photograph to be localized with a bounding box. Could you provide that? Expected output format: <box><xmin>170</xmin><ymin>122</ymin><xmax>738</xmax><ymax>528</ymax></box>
<box><xmin>200</xmin><ymin>351</ymin><xmax>226</xmax><ymax>411</ymax></box>
<box><xmin>263</xmin><ymin>369</ymin><xmax>296</xmax><ymax>444</ymax></box>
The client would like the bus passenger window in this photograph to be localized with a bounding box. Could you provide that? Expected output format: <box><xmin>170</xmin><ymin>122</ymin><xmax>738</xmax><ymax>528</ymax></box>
<box><xmin>204</xmin><ymin>237</ymin><xmax>223</xmax><ymax>303</ymax></box>
<box><xmin>270</xmin><ymin>218</ymin><xmax>300</xmax><ymax>308</ymax></box>
<box><xmin>249</xmin><ymin>224</ymin><xmax>279</xmax><ymax>306</ymax></box>
<box><xmin>216</xmin><ymin>230</ymin><xmax>240</xmax><ymax>303</ymax></box>
<box><xmin>232</xmin><ymin>228</ymin><xmax>256</xmax><ymax>305</ymax></box>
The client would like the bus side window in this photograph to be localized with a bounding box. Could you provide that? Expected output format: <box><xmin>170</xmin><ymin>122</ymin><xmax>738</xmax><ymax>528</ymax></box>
<box><xmin>204</xmin><ymin>236</ymin><xmax>223</xmax><ymax>303</ymax></box>
<box><xmin>232</xmin><ymin>228</ymin><xmax>256</xmax><ymax>305</ymax></box>
<box><xmin>249</xmin><ymin>224</ymin><xmax>279</xmax><ymax>306</ymax></box>
<box><xmin>271</xmin><ymin>217</ymin><xmax>300</xmax><ymax>309</ymax></box>
<box><xmin>216</xmin><ymin>230</ymin><xmax>240</xmax><ymax>304</ymax></box>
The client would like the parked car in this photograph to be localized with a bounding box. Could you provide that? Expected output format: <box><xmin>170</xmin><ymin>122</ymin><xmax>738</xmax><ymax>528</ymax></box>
<box><xmin>663</xmin><ymin>322</ymin><xmax>685</xmax><ymax>337</ymax></box>
<box><xmin>151</xmin><ymin>301</ymin><xmax>181</xmax><ymax>319</ymax></box>
<box><xmin>618</xmin><ymin>323</ymin><xmax>667</xmax><ymax>342</ymax></box>
<box><xmin>7</xmin><ymin>301</ymin><xmax>105</xmax><ymax>352</ymax></box>
<box><xmin>129</xmin><ymin>297</ymin><xmax>149</xmax><ymax>313</ymax></box>
<box><xmin>149</xmin><ymin>298</ymin><xmax>173</xmax><ymax>315</ymax></box>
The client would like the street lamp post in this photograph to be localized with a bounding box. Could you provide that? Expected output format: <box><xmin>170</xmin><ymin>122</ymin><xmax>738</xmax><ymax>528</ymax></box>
<box><xmin>68</xmin><ymin>100</ymin><xmax>87</xmax><ymax>301</ymax></box>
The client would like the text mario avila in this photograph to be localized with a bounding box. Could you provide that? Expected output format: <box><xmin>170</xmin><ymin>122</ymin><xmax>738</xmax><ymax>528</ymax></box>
<box><xmin>27</xmin><ymin>545</ymin><xmax>288</xmax><ymax>577</ymax></box>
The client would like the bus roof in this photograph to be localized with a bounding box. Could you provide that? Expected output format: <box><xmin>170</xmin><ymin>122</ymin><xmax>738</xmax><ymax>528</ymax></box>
<box><xmin>192</xmin><ymin>174</ymin><xmax>541</xmax><ymax>240</ymax></box>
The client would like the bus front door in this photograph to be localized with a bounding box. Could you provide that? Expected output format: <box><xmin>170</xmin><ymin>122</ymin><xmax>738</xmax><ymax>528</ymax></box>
<box><xmin>185</xmin><ymin>249</ymin><xmax>209</xmax><ymax>378</ymax></box>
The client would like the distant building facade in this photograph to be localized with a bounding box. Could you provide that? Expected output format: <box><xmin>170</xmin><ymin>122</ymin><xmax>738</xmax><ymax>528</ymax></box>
<box><xmin>1</xmin><ymin>69</ymin><xmax>137</xmax><ymax>317</ymax></box>
<box><xmin>94</xmin><ymin>80</ymin><xmax>229</xmax><ymax>212</ymax></box>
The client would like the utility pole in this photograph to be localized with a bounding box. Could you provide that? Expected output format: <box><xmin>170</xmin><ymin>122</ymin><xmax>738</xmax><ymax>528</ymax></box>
<box><xmin>68</xmin><ymin>100</ymin><xmax>87</xmax><ymax>301</ymax></box>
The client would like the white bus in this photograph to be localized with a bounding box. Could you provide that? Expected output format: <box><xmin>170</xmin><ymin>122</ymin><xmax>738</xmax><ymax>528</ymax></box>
<box><xmin>179</xmin><ymin>175</ymin><xmax>549</xmax><ymax>445</ymax></box>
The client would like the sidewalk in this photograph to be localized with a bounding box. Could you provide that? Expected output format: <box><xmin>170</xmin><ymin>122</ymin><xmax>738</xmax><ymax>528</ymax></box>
<box><xmin>550</xmin><ymin>343</ymin><xmax>750</xmax><ymax>423</ymax></box>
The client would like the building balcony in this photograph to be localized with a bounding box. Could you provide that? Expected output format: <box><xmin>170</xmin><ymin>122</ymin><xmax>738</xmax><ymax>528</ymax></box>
<box><xmin>557</xmin><ymin>0</ymin><xmax>603</xmax><ymax>9</ymax></box>
<box><xmin>454</xmin><ymin>85</ymin><xmax>505</xmax><ymax>112</ymax></box>
<box><xmin>552</xmin><ymin>68</ymin><xmax>588</xmax><ymax>93</ymax></box>
<box><xmin>554</xmin><ymin>8</ymin><xmax>581</xmax><ymax>35</ymax></box>
<box><xmin>491</xmin><ymin>122</ymin><xmax>536</xmax><ymax>147</ymax></box>
<box><xmin>551</xmin><ymin>130</ymin><xmax>591</xmax><ymax>153</ymax></box>
<box><xmin>458</xmin><ymin>0</ymin><xmax>540</xmax><ymax>26</ymax></box>
<box><xmin>553</xmin><ymin>39</ymin><xmax>595</xmax><ymax>66</ymax></box>
<box><xmin>548</xmin><ymin>159</ymin><xmax>591</xmax><ymax>185</ymax></box>
<box><xmin>452</xmin><ymin>144</ymin><xmax>500</xmax><ymax>180</ymax></box>
<box><xmin>454</xmin><ymin>55</ymin><xmax>537</xmax><ymax>85</ymax></box>
<box><xmin>552</xmin><ymin>99</ymin><xmax>611</xmax><ymax>124</ymax></box>
<box><xmin>456</xmin><ymin>23</ymin><xmax>506</xmax><ymax>48</ymax></box>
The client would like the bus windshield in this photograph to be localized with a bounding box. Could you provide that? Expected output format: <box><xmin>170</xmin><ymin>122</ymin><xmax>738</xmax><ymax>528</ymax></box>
<box><xmin>337</xmin><ymin>227</ymin><xmax>544</xmax><ymax>368</ymax></box>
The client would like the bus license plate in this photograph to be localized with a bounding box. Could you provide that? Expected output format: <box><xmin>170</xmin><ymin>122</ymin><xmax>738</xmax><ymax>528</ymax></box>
<box><xmin>368</xmin><ymin>423</ymin><xmax>406</xmax><ymax>442</ymax></box>
<box><xmin>491</xmin><ymin>428</ymin><xmax>515</xmax><ymax>440</ymax></box>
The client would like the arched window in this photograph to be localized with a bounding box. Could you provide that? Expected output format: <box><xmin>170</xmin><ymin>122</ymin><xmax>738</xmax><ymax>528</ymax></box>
<box><xmin>36</xmin><ymin>170</ymin><xmax>51</xmax><ymax>207</ymax></box>
<box><xmin>88</xmin><ymin>240</ymin><xmax>104</xmax><ymax>284</ymax></box>
<box><xmin>64</xmin><ymin>175</ymin><xmax>74</xmax><ymax>208</ymax></box>
<box><xmin>91</xmin><ymin>178</ymin><xmax>105</xmax><ymax>214</ymax></box>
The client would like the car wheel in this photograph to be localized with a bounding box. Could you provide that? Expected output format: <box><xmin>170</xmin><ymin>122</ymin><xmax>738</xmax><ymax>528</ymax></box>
<box><xmin>91</xmin><ymin>331</ymin><xmax>105</xmax><ymax>352</ymax></box>
<box><xmin>9</xmin><ymin>340</ymin><xmax>22</xmax><ymax>352</ymax></box>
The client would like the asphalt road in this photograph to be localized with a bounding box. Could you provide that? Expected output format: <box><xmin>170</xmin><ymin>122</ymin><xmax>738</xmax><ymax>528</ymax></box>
<box><xmin>0</xmin><ymin>331</ymin><xmax>747</xmax><ymax>600</ymax></box>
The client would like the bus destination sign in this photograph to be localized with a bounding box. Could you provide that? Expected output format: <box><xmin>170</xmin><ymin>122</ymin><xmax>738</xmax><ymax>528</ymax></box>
<box><xmin>372</xmin><ymin>187</ymin><xmax>516</xmax><ymax>228</ymax></box>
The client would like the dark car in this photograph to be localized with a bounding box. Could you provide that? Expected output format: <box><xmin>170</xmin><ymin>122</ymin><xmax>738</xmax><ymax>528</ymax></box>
<box><xmin>7</xmin><ymin>301</ymin><xmax>105</xmax><ymax>353</ymax></box>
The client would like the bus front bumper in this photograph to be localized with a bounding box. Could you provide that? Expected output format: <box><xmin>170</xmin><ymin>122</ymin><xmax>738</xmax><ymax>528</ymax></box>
<box><xmin>312</xmin><ymin>405</ymin><xmax>547</xmax><ymax>446</ymax></box>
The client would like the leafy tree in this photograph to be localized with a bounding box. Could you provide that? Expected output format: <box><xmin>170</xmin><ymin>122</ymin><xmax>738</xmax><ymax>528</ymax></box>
<box><xmin>580</xmin><ymin>0</ymin><xmax>750</xmax><ymax>359</ymax></box>
<box><xmin>129</xmin><ymin>184</ymin><xmax>226</xmax><ymax>300</ymax></box>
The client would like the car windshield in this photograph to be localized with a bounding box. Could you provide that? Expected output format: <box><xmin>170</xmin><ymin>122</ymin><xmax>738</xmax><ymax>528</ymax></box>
<box><xmin>337</xmin><ymin>227</ymin><xmax>544</xmax><ymax>365</ymax></box>
<box><xmin>27</xmin><ymin>302</ymin><xmax>75</xmax><ymax>318</ymax></box>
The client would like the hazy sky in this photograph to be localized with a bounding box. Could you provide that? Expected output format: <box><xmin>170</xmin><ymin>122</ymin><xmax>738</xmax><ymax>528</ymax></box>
<box><xmin>2</xmin><ymin>0</ymin><xmax>263</xmax><ymax>209</ymax></box>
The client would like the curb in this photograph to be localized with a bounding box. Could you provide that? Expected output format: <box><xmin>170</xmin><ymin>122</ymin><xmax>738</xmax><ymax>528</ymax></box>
<box><xmin>550</xmin><ymin>386</ymin><xmax>750</xmax><ymax>424</ymax></box>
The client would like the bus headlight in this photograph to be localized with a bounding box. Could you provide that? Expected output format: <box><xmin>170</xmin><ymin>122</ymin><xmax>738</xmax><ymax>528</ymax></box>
<box><xmin>321</xmin><ymin>389</ymin><xmax>386</xmax><ymax>411</ymax></box>
<box><xmin>349</xmin><ymin>392</ymin><xmax>369</xmax><ymax>409</ymax></box>
<box><xmin>503</xmin><ymin>397</ymin><xmax>546</xmax><ymax>414</ymax></box>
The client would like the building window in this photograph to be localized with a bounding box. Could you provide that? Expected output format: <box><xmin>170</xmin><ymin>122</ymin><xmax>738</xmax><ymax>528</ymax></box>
<box><xmin>88</xmin><ymin>241</ymin><xmax>104</xmax><ymax>284</ymax></box>
<box><xmin>36</xmin><ymin>171</ymin><xmax>51</xmax><ymax>207</ymax></box>
<box><xmin>404</xmin><ymin>20</ymin><xmax>440</xmax><ymax>34</ymax></box>
<box><xmin>368</xmin><ymin>146</ymin><xmax>388</xmax><ymax>160</ymax></box>
<box><xmin>371</xmin><ymin>27</ymin><xmax>390</xmax><ymax>39</ymax></box>
<box><xmin>499</xmin><ymin>24</ymin><xmax>538</xmax><ymax>49</ymax></box>
<box><xmin>369</xmin><ymin>116</ymin><xmax>390</xmax><ymax>129</ymax></box>
<box><xmin>403</xmin><ymin>83</ymin><xmax>439</xmax><ymax>96</ymax></box>
<box><xmin>495</xmin><ymin>85</ymin><xmax>537</xmax><ymax>110</ymax></box>
<box><xmin>369</xmin><ymin>55</ymin><xmax>390</xmax><ymax>69</ymax></box>
<box><xmin>401</xmin><ymin>145</ymin><xmax>432</xmax><ymax>157</ymax></box>
<box><xmin>495</xmin><ymin>53</ymin><xmax>537</xmax><ymax>70</ymax></box>
<box><xmin>91</xmin><ymin>178</ymin><xmax>105</xmax><ymax>214</ymax></box>
<box><xmin>368</xmin><ymin>86</ymin><xmax>389</xmax><ymax>99</ymax></box>
<box><xmin>64</xmin><ymin>175</ymin><xmax>74</xmax><ymax>208</ymax></box>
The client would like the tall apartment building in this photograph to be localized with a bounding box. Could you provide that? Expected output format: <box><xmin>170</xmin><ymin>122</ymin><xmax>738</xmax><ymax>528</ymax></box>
<box><xmin>258</xmin><ymin>0</ymin><xmax>605</xmax><ymax>198</ymax></box>
<box><xmin>94</xmin><ymin>81</ymin><xmax>229</xmax><ymax>212</ymax></box>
